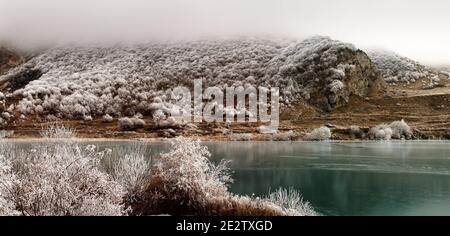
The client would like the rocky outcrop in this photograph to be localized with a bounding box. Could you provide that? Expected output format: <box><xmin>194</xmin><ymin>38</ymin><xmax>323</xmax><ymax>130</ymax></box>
<box><xmin>270</xmin><ymin>36</ymin><xmax>385</xmax><ymax>111</ymax></box>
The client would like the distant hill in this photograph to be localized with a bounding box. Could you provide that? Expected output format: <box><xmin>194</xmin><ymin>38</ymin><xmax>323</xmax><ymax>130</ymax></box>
<box><xmin>0</xmin><ymin>36</ymin><xmax>385</xmax><ymax>124</ymax></box>
<box><xmin>366</xmin><ymin>49</ymin><xmax>439</xmax><ymax>83</ymax></box>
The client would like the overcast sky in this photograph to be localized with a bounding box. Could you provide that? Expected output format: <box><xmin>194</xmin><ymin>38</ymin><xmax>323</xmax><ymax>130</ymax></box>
<box><xmin>1</xmin><ymin>0</ymin><xmax>449</xmax><ymax>64</ymax></box>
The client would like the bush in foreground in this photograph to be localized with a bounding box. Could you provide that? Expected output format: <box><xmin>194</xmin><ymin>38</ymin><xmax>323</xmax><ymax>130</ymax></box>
<box><xmin>0</xmin><ymin>133</ymin><xmax>316</xmax><ymax>216</ymax></box>
<box><xmin>0</xmin><ymin>142</ymin><xmax>126</xmax><ymax>216</ymax></box>
<box><xmin>125</xmin><ymin>138</ymin><xmax>315</xmax><ymax>216</ymax></box>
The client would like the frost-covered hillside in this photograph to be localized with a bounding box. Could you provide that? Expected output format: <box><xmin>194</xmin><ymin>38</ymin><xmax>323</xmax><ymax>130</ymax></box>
<box><xmin>0</xmin><ymin>36</ymin><xmax>383</xmax><ymax>124</ymax></box>
<box><xmin>366</xmin><ymin>49</ymin><xmax>438</xmax><ymax>83</ymax></box>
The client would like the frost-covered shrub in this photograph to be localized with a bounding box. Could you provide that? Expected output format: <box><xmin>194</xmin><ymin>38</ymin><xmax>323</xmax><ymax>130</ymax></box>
<box><xmin>126</xmin><ymin>138</ymin><xmax>315</xmax><ymax>216</ymax></box>
<box><xmin>368</xmin><ymin>120</ymin><xmax>413</xmax><ymax>140</ymax></box>
<box><xmin>266</xmin><ymin>188</ymin><xmax>316</xmax><ymax>216</ymax></box>
<box><xmin>109</xmin><ymin>143</ymin><xmax>151</xmax><ymax>192</ymax></box>
<box><xmin>204</xmin><ymin>190</ymin><xmax>315</xmax><ymax>216</ymax></box>
<box><xmin>272</xmin><ymin>130</ymin><xmax>296</xmax><ymax>141</ymax></box>
<box><xmin>102</xmin><ymin>114</ymin><xmax>114</xmax><ymax>123</ymax></box>
<box><xmin>304</xmin><ymin>127</ymin><xmax>331</xmax><ymax>141</ymax></box>
<box><xmin>118</xmin><ymin>117</ymin><xmax>134</xmax><ymax>130</ymax></box>
<box><xmin>390</xmin><ymin>119</ymin><xmax>412</xmax><ymax>139</ymax></box>
<box><xmin>128</xmin><ymin>138</ymin><xmax>233</xmax><ymax>215</ymax></box>
<box><xmin>329</xmin><ymin>80</ymin><xmax>345</xmax><ymax>93</ymax></box>
<box><xmin>118</xmin><ymin>117</ymin><xmax>145</xmax><ymax>130</ymax></box>
<box><xmin>1</xmin><ymin>112</ymin><xmax>11</xmax><ymax>120</ymax></box>
<box><xmin>0</xmin><ymin>157</ymin><xmax>19</xmax><ymax>216</ymax></box>
<box><xmin>40</xmin><ymin>124</ymin><xmax>76</xmax><ymax>139</ymax></box>
<box><xmin>257</xmin><ymin>125</ymin><xmax>278</xmax><ymax>134</ymax></box>
<box><xmin>0</xmin><ymin>142</ymin><xmax>126</xmax><ymax>216</ymax></box>
<box><xmin>368</xmin><ymin>125</ymin><xmax>393</xmax><ymax>140</ymax></box>
<box><xmin>229</xmin><ymin>133</ymin><xmax>253</xmax><ymax>141</ymax></box>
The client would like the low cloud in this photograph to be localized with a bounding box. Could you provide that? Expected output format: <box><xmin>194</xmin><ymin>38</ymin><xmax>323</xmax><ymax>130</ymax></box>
<box><xmin>1</xmin><ymin>0</ymin><xmax>449</xmax><ymax>64</ymax></box>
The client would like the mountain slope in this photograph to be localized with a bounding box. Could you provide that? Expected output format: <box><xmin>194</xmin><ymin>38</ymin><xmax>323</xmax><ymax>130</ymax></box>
<box><xmin>366</xmin><ymin>49</ymin><xmax>439</xmax><ymax>83</ymax></box>
<box><xmin>0</xmin><ymin>36</ymin><xmax>384</xmax><ymax>124</ymax></box>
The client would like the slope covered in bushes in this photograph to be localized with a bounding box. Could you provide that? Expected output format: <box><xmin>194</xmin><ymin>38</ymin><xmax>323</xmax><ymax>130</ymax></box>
<box><xmin>366</xmin><ymin>49</ymin><xmax>438</xmax><ymax>83</ymax></box>
<box><xmin>0</xmin><ymin>36</ymin><xmax>384</xmax><ymax>124</ymax></box>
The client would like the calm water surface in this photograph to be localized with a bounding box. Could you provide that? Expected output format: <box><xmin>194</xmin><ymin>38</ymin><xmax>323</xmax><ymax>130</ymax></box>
<box><xmin>7</xmin><ymin>140</ymin><xmax>450</xmax><ymax>216</ymax></box>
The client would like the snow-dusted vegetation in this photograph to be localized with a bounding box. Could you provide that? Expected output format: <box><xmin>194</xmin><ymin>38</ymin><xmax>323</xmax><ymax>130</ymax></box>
<box><xmin>368</xmin><ymin>120</ymin><xmax>413</xmax><ymax>140</ymax></box>
<box><xmin>367</xmin><ymin>49</ymin><xmax>437</xmax><ymax>83</ymax></box>
<box><xmin>0</xmin><ymin>142</ymin><xmax>126</xmax><ymax>216</ymax></box>
<box><xmin>0</xmin><ymin>36</ymin><xmax>383</xmax><ymax>123</ymax></box>
<box><xmin>389</xmin><ymin>119</ymin><xmax>413</xmax><ymax>139</ymax></box>
<box><xmin>126</xmin><ymin>138</ymin><xmax>315</xmax><ymax>216</ymax></box>
<box><xmin>368</xmin><ymin>124</ymin><xmax>393</xmax><ymax>141</ymax></box>
<box><xmin>0</xmin><ymin>130</ymin><xmax>315</xmax><ymax>216</ymax></box>
<box><xmin>304</xmin><ymin>127</ymin><xmax>332</xmax><ymax>141</ymax></box>
<box><xmin>118</xmin><ymin>117</ymin><xmax>146</xmax><ymax>130</ymax></box>
<box><xmin>39</xmin><ymin>123</ymin><xmax>76</xmax><ymax>139</ymax></box>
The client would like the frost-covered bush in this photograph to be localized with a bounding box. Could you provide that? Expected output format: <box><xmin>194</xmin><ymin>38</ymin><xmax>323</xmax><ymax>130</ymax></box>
<box><xmin>0</xmin><ymin>142</ymin><xmax>126</xmax><ymax>216</ymax></box>
<box><xmin>40</xmin><ymin>123</ymin><xmax>76</xmax><ymax>139</ymax></box>
<box><xmin>368</xmin><ymin>125</ymin><xmax>393</xmax><ymax>140</ymax></box>
<box><xmin>1</xmin><ymin>112</ymin><xmax>11</xmax><ymax>120</ymax></box>
<box><xmin>128</xmin><ymin>138</ymin><xmax>233</xmax><ymax>215</ymax></box>
<box><xmin>118</xmin><ymin>117</ymin><xmax>145</xmax><ymax>130</ymax></box>
<box><xmin>389</xmin><ymin>119</ymin><xmax>412</xmax><ymax>139</ymax></box>
<box><xmin>229</xmin><ymin>133</ymin><xmax>253</xmax><ymax>141</ymax></box>
<box><xmin>304</xmin><ymin>127</ymin><xmax>331</xmax><ymax>141</ymax></box>
<box><xmin>109</xmin><ymin>143</ymin><xmax>151</xmax><ymax>192</ymax></box>
<box><xmin>0</xmin><ymin>157</ymin><xmax>19</xmax><ymax>215</ymax></box>
<box><xmin>368</xmin><ymin>120</ymin><xmax>413</xmax><ymax>140</ymax></box>
<box><xmin>102</xmin><ymin>114</ymin><xmax>114</xmax><ymax>123</ymax></box>
<box><xmin>126</xmin><ymin>138</ymin><xmax>315</xmax><ymax>216</ymax></box>
<box><xmin>153</xmin><ymin>109</ymin><xmax>179</xmax><ymax>128</ymax></box>
<box><xmin>257</xmin><ymin>125</ymin><xmax>278</xmax><ymax>134</ymax></box>
<box><xmin>266</xmin><ymin>188</ymin><xmax>316</xmax><ymax>216</ymax></box>
<box><xmin>329</xmin><ymin>80</ymin><xmax>345</xmax><ymax>93</ymax></box>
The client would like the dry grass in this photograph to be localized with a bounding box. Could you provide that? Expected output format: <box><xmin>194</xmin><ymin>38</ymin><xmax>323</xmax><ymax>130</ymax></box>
<box><xmin>39</xmin><ymin>123</ymin><xmax>76</xmax><ymax>139</ymax></box>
